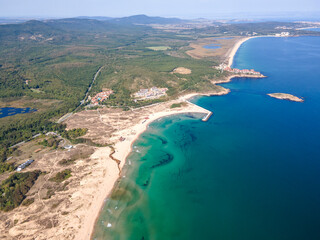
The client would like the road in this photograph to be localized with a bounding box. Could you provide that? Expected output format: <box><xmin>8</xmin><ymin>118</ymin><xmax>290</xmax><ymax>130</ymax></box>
<box><xmin>79</xmin><ymin>66</ymin><xmax>103</xmax><ymax>108</ymax></box>
<box><xmin>57</xmin><ymin>66</ymin><xmax>103</xmax><ymax>123</ymax></box>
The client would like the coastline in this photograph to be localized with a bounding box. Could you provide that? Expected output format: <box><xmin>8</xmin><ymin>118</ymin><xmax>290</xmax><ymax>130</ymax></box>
<box><xmin>226</xmin><ymin>37</ymin><xmax>253</xmax><ymax>67</ymax></box>
<box><xmin>74</xmin><ymin>147</ymin><xmax>119</xmax><ymax>240</ymax></box>
<box><xmin>86</xmin><ymin>36</ymin><xmax>258</xmax><ymax>239</ymax></box>
<box><xmin>225</xmin><ymin>35</ymin><xmax>277</xmax><ymax>67</ymax></box>
<box><xmin>89</xmin><ymin>35</ymin><xmax>320</xmax><ymax>240</ymax></box>
<box><xmin>84</xmin><ymin>95</ymin><xmax>214</xmax><ymax>240</ymax></box>
<box><xmin>211</xmin><ymin>73</ymin><xmax>267</xmax><ymax>86</ymax></box>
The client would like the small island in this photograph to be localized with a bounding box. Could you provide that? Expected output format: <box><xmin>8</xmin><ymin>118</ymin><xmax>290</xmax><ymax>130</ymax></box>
<box><xmin>267</xmin><ymin>93</ymin><xmax>304</xmax><ymax>102</ymax></box>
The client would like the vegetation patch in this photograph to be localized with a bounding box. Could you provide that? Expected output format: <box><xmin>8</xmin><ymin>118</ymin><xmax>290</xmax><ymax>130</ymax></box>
<box><xmin>62</xmin><ymin>128</ymin><xmax>87</xmax><ymax>140</ymax></box>
<box><xmin>22</xmin><ymin>197</ymin><xmax>34</xmax><ymax>206</ymax></box>
<box><xmin>49</xmin><ymin>169</ymin><xmax>72</xmax><ymax>183</ymax></box>
<box><xmin>59</xmin><ymin>158</ymin><xmax>76</xmax><ymax>166</ymax></box>
<box><xmin>170</xmin><ymin>102</ymin><xmax>186</xmax><ymax>108</ymax></box>
<box><xmin>39</xmin><ymin>136</ymin><xmax>60</xmax><ymax>149</ymax></box>
<box><xmin>0</xmin><ymin>162</ymin><xmax>15</xmax><ymax>173</ymax></box>
<box><xmin>0</xmin><ymin>170</ymin><xmax>41</xmax><ymax>211</ymax></box>
<box><xmin>45</xmin><ymin>188</ymin><xmax>55</xmax><ymax>199</ymax></box>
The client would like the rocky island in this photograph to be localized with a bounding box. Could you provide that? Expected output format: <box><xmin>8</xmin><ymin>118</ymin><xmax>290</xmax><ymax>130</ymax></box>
<box><xmin>267</xmin><ymin>93</ymin><xmax>304</xmax><ymax>102</ymax></box>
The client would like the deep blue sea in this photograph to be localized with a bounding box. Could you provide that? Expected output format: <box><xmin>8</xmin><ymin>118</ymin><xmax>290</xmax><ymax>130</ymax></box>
<box><xmin>93</xmin><ymin>36</ymin><xmax>320</xmax><ymax>240</ymax></box>
<box><xmin>0</xmin><ymin>107</ymin><xmax>36</xmax><ymax>118</ymax></box>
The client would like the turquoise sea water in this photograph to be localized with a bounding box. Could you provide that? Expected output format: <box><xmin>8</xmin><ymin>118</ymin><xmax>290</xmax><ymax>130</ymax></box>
<box><xmin>0</xmin><ymin>107</ymin><xmax>36</xmax><ymax>118</ymax></box>
<box><xmin>93</xmin><ymin>36</ymin><xmax>320</xmax><ymax>240</ymax></box>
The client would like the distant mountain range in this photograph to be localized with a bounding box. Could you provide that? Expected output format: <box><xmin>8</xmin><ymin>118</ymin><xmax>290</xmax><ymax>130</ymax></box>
<box><xmin>109</xmin><ymin>14</ymin><xmax>185</xmax><ymax>24</ymax></box>
<box><xmin>75</xmin><ymin>15</ymin><xmax>185</xmax><ymax>24</ymax></box>
<box><xmin>75</xmin><ymin>16</ymin><xmax>114</xmax><ymax>21</ymax></box>
<box><xmin>0</xmin><ymin>14</ymin><xmax>186</xmax><ymax>26</ymax></box>
<box><xmin>1</xmin><ymin>14</ymin><xmax>319</xmax><ymax>44</ymax></box>
<box><xmin>0</xmin><ymin>14</ymin><xmax>187</xmax><ymax>42</ymax></box>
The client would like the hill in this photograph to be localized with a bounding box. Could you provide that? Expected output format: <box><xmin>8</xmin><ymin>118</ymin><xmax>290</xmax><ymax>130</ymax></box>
<box><xmin>75</xmin><ymin>16</ymin><xmax>114</xmax><ymax>21</ymax></box>
<box><xmin>0</xmin><ymin>20</ymin><xmax>63</xmax><ymax>42</ymax></box>
<box><xmin>110</xmin><ymin>14</ymin><xmax>184</xmax><ymax>25</ymax></box>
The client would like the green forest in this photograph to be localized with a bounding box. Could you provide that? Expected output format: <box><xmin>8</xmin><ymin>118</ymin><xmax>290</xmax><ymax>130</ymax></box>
<box><xmin>0</xmin><ymin>170</ymin><xmax>41</xmax><ymax>211</ymax></box>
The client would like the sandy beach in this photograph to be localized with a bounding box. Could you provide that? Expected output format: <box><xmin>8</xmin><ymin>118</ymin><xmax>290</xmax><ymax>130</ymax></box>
<box><xmin>74</xmin><ymin>95</ymin><xmax>215</xmax><ymax>239</ymax></box>
<box><xmin>226</xmin><ymin>37</ymin><xmax>253</xmax><ymax>67</ymax></box>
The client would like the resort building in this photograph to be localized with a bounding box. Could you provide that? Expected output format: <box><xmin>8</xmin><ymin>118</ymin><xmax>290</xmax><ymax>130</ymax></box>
<box><xmin>16</xmin><ymin>159</ymin><xmax>34</xmax><ymax>172</ymax></box>
<box><xmin>134</xmin><ymin>87</ymin><xmax>168</xmax><ymax>100</ymax></box>
<box><xmin>216</xmin><ymin>64</ymin><xmax>262</xmax><ymax>75</ymax></box>
<box><xmin>91</xmin><ymin>89</ymin><xmax>113</xmax><ymax>105</ymax></box>
<box><xmin>275</xmin><ymin>32</ymin><xmax>290</xmax><ymax>37</ymax></box>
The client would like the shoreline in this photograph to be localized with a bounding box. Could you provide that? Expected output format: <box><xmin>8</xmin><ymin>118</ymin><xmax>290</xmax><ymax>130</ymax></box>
<box><xmin>211</xmin><ymin>73</ymin><xmax>267</xmax><ymax>86</ymax></box>
<box><xmin>225</xmin><ymin>35</ymin><xmax>278</xmax><ymax>67</ymax></box>
<box><xmin>75</xmin><ymin>147</ymin><xmax>119</xmax><ymax>240</ymax></box>
<box><xmin>87</xmin><ymin>36</ymin><xmax>260</xmax><ymax>239</ymax></box>
<box><xmin>86</xmin><ymin>94</ymin><xmax>214</xmax><ymax>240</ymax></box>
<box><xmin>226</xmin><ymin>36</ymin><xmax>253</xmax><ymax>67</ymax></box>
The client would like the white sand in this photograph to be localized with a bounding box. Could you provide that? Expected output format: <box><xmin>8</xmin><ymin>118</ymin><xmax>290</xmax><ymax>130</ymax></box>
<box><xmin>74</xmin><ymin>147</ymin><xmax>119</xmax><ymax>240</ymax></box>
<box><xmin>85</xmin><ymin>97</ymin><xmax>212</xmax><ymax>238</ymax></box>
<box><xmin>226</xmin><ymin>37</ymin><xmax>253</xmax><ymax>67</ymax></box>
<box><xmin>112</xmin><ymin>98</ymin><xmax>211</xmax><ymax>169</ymax></box>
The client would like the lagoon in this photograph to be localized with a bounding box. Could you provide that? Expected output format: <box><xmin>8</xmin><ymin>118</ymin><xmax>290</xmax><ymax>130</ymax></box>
<box><xmin>0</xmin><ymin>107</ymin><xmax>36</xmax><ymax>118</ymax></box>
<box><xmin>203</xmin><ymin>43</ymin><xmax>221</xmax><ymax>49</ymax></box>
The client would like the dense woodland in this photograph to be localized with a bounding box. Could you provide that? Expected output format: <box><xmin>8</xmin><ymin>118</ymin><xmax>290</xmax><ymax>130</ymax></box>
<box><xmin>0</xmin><ymin>170</ymin><xmax>41</xmax><ymax>211</ymax></box>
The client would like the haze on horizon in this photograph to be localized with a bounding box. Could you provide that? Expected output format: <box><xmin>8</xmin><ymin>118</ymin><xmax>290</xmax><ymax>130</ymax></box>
<box><xmin>0</xmin><ymin>0</ymin><xmax>320</xmax><ymax>20</ymax></box>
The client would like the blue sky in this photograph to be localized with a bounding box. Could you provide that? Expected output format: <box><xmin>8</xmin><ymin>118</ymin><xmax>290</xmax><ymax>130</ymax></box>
<box><xmin>0</xmin><ymin>0</ymin><xmax>320</xmax><ymax>19</ymax></box>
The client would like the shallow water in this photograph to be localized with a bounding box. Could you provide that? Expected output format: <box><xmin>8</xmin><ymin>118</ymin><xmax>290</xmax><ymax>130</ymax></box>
<box><xmin>93</xmin><ymin>36</ymin><xmax>320</xmax><ymax>240</ymax></box>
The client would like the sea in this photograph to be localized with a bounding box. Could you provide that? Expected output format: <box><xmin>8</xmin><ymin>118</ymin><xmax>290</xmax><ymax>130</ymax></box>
<box><xmin>304</xmin><ymin>28</ymin><xmax>320</xmax><ymax>32</ymax></box>
<box><xmin>93</xmin><ymin>36</ymin><xmax>320</xmax><ymax>240</ymax></box>
<box><xmin>0</xmin><ymin>107</ymin><xmax>36</xmax><ymax>118</ymax></box>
